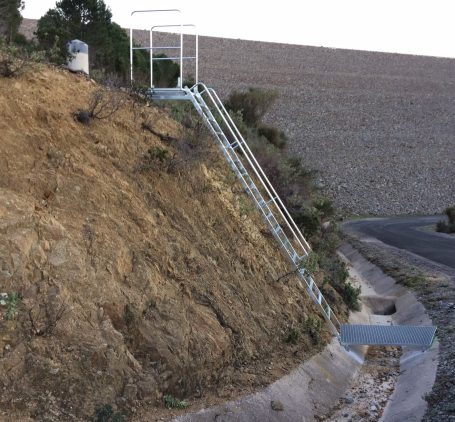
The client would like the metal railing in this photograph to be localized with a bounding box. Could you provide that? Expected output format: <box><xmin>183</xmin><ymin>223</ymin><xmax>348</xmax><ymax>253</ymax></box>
<box><xmin>184</xmin><ymin>84</ymin><xmax>341</xmax><ymax>335</ymax></box>
<box><xmin>130</xmin><ymin>9</ymin><xmax>198</xmax><ymax>88</ymax></box>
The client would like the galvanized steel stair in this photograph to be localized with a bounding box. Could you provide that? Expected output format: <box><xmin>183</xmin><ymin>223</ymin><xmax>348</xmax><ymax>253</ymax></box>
<box><xmin>148</xmin><ymin>84</ymin><xmax>437</xmax><ymax>349</ymax></box>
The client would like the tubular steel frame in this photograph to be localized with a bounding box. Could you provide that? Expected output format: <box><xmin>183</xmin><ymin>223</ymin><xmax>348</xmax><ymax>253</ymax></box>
<box><xmin>130</xmin><ymin>9</ymin><xmax>198</xmax><ymax>88</ymax></box>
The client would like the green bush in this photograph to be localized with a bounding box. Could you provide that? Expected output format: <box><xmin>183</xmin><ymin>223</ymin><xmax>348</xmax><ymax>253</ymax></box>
<box><xmin>402</xmin><ymin>273</ymin><xmax>427</xmax><ymax>289</ymax></box>
<box><xmin>145</xmin><ymin>146</ymin><xmax>171</xmax><ymax>164</ymax></box>
<box><xmin>446</xmin><ymin>206</ymin><xmax>455</xmax><ymax>224</ymax></box>
<box><xmin>225</xmin><ymin>87</ymin><xmax>278</xmax><ymax>127</ymax></box>
<box><xmin>303</xmin><ymin>315</ymin><xmax>323</xmax><ymax>344</ymax></box>
<box><xmin>342</xmin><ymin>282</ymin><xmax>361</xmax><ymax>311</ymax></box>
<box><xmin>123</xmin><ymin>304</ymin><xmax>135</xmax><ymax>326</ymax></box>
<box><xmin>94</xmin><ymin>404</ymin><xmax>127</xmax><ymax>422</ymax></box>
<box><xmin>258</xmin><ymin>124</ymin><xmax>287</xmax><ymax>149</ymax></box>
<box><xmin>313</xmin><ymin>197</ymin><xmax>335</xmax><ymax>219</ymax></box>
<box><xmin>163</xmin><ymin>395</ymin><xmax>189</xmax><ymax>409</ymax></box>
<box><xmin>292</xmin><ymin>206</ymin><xmax>321</xmax><ymax>238</ymax></box>
<box><xmin>0</xmin><ymin>42</ymin><xmax>44</xmax><ymax>77</ymax></box>
<box><xmin>300</xmin><ymin>251</ymin><xmax>319</xmax><ymax>275</ymax></box>
<box><xmin>152</xmin><ymin>54</ymin><xmax>180</xmax><ymax>88</ymax></box>
<box><xmin>284</xmin><ymin>326</ymin><xmax>300</xmax><ymax>344</ymax></box>
<box><xmin>436</xmin><ymin>205</ymin><xmax>455</xmax><ymax>234</ymax></box>
<box><xmin>5</xmin><ymin>292</ymin><xmax>19</xmax><ymax>320</ymax></box>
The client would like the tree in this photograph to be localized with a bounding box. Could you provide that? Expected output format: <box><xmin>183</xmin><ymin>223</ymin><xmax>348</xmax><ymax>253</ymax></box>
<box><xmin>0</xmin><ymin>0</ymin><xmax>24</xmax><ymax>43</ymax></box>
<box><xmin>36</xmin><ymin>0</ymin><xmax>130</xmax><ymax>78</ymax></box>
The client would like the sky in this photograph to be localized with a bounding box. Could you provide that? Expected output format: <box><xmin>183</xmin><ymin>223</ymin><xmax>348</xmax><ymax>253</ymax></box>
<box><xmin>23</xmin><ymin>0</ymin><xmax>455</xmax><ymax>58</ymax></box>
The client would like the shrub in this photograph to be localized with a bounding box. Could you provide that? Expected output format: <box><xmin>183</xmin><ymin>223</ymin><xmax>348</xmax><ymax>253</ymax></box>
<box><xmin>137</xmin><ymin>146</ymin><xmax>179</xmax><ymax>174</ymax></box>
<box><xmin>436</xmin><ymin>205</ymin><xmax>455</xmax><ymax>234</ymax></box>
<box><xmin>313</xmin><ymin>197</ymin><xmax>335</xmax><ymax>219</ymax></box>
<box><xmin>402</xmin><ymin>273</ymin><xmax>427</xmax><ymax>289</ymax></box>
<box><xmin>94</xmin><ymin>404</ymin><xmax>127</xmax><ymax>422</ymax></box>
<box><xmin>303</xmin><ymin>315</ymin><xmax>323</xmax><ymax>344</ymax></box>
<box><xmin>123</xmin><ymin>304</ymin><xmax>135</xmax><ymax>326</ymax></box>
<box><xmin>225</xmin><ymin>87</ymin><xmax>278</xmax><ymax>127</ymax></box>
<box><xmin>152</xmin><ymin>54</ymin><xmax>180</xmax><ymax>88</ymax></box>
<box><xmin>285</xmin><ymin>326</ymin><xmax>300</xmax><ymax>344</ymax></box>
<box><xmin>5</xmin><ymin>292</ymin><xmax>19</xmax><ymax>320</ymax></box>
<box><xmin>163</xmin><ymin>395</ymin><xmax>189</xmax><ymax>409</ymax></box>
<box><xmin>238</xmin><ymin>194</ymin><xmax>254</xmax><ymax>216</ymax></box>
<box><xmin>342</xmin><ymin>282</ymin><xmax>361</xmax><ymax>311</ymax></box>
<box><xmin>75</xmin><ymin>88</ymin><xmax>126</xmax><ymax>124</ymax></box>
<box><xmin>300</xmin><ymin>251</ymin><xmax>319</xmax><ymax>275</ymax></box>
<box><xmin>28</xmin><ymin>299</ymin><xmax>68</xmax><ymax>336</ymax></box>
<box><xmin>292</xmin><ymin>206</ymin><xmax>321</xmax><ymax>238</ymax></box>
<box><xmin>446</xmin><ymin>206</ymin><xmax>455</xmax><ymax>225</ymax></box>
<box><xmin>0</xmin><ymin>42</ymin><xmax>43</xmax><ymax>77</ymax></box>
<box><xmin>258</xmin><ymin>124</ymin><xmax>287</xmax><ymax>149</ymax></box>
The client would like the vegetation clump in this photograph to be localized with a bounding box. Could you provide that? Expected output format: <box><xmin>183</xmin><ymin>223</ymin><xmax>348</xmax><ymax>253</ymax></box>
<box><xmin>163</xmin><ymin>395</ymin><xmax>189</xmax><ymax>409</ymax></box>
<box><xmin>284</xmin><ymin>326</ymin><xmax>300</xmax><ymax>344</ymax></box>
<box><xmin>224</xmin><ymin>87</ymin><xmax>359</xmax><ymax>312</ymax></box>
<box><xmin>436</xmin><ymin>205</ymin><xmax>455</xmax><ymax>234</ymax></box>
<box><xmin>0</xmin><ymin>0</ymin><xmax>24</xmax><ymax>43</ymax></box>
<box><xmin>303</xmin><ymin>315</ymin><xmax>323</xmax><ymax>345</ymax></box>
<box><xmin>94</xmin><ymin>404</ymin><xmax>127</xmax><ymax>422</ymax></box>
<box><xmin>4</xmin><ymin>292</ymin><xmax>19</xmax><ymax>320</ymax></box>
<box><xmin>75</xmin><ymin>88</ymin><xmax>126</xmax><ymax>124</ymax></box>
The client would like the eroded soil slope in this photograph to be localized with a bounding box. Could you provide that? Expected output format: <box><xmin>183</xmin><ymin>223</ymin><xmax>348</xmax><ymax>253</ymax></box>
<box><xmin>0</xmin><ymin>67</ymin><xmax>335</xmax><ymax>421</ymax></box>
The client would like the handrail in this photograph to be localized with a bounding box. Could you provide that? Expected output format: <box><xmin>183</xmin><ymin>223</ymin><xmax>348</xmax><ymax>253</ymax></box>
<box><xmin>130</xmin><ymin>9</ymin><xmax>182</xmax><ymax>86</ymax></box>
<box><xmin>207</xmin><ymin>87</ymin><xmax>312</xmax><ymax>253</ymax></box>
<box><xmin>192</xmin><ymin>82</ymin><xmax>311</xmax><ymax>258</ymax></box>
<box><xmin>151</xmin><ymin>24</ymin><xmax>198</xmax><ymax>86</ymax></box>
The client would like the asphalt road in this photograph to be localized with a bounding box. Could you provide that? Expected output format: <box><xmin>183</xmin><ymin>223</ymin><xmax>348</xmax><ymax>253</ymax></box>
<box><xmin>343</xmin><ymin>216</ymin><xmax>455</xmax><ymax>270</ymax></box>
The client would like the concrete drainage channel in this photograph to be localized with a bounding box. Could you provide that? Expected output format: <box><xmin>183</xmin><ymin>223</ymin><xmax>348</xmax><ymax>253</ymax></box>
<box><xmin>172</xmin><ymin>243</ymin><xmax>438</xmax><ymax>422</ymax></box>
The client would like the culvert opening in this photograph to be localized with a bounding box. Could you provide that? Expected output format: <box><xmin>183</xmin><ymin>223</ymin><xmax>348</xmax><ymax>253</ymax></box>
<box><xmin>362</xmin><ymin>296</ymin><xmax>397</xmax><ymax>316</ymax></box>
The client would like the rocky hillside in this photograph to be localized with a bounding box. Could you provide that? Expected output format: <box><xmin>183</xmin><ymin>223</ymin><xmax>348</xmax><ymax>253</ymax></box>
<box><xmin>0</xmin><ymin>64</ymin><xmax>344</xmax><ymax>421</ymax></box>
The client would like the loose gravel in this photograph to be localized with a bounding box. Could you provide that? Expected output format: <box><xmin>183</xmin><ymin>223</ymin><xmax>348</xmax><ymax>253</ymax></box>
<box><xmin>150</xmin><ymin>31</ymin><xmax>455</xmax><ymax>216</ymax></box>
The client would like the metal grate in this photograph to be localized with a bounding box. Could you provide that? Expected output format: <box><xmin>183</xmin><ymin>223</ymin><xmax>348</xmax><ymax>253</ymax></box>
<box><xmin>340</xmin><ymin>324</ymin><xmax>436</xmax><ymax>348</ymax></box>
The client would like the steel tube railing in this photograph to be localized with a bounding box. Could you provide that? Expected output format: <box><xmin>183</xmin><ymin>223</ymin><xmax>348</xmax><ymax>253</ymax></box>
<box><xmin>151</xmin><ymin>24</ymin><xmax>198</xmax><ymax>87</ymax></box>
<box><xmin>130</xmin><ymin>9</ymin><xmax>182</xmax><ymax>85</ymax></box>
<box><xmin>193</xmin><ymin>83</ymin><xmax>311</xmax><ymax>258</ymax></box>
<box><xmin>207</xmin><ymin>87</ymin><xmax>312</xmax><ymax>254</ymax></box>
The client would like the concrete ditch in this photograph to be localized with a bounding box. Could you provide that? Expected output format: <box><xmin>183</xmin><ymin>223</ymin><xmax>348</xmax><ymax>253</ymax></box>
<box><xmin>172</xmin><ymin>243</ymin><xmax>438</xmax><ymax>421</ymax></box>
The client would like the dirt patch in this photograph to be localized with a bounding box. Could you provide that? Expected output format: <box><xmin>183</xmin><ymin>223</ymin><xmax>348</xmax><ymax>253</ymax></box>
<box><xmin>318</xmin><ymin>347</ymin><xmax>401</xmax><ymax>422</ymax></box>
<box><xmin>0</xmin><ymin>65</ymin><xmax>342</xmax><ymax>421</ymax></box>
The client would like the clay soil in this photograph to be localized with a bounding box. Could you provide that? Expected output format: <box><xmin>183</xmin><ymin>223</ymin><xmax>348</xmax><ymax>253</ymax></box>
<box><xmin>0</xmin><ymin>66</ymin><xmax>344</xmax><ymax>421</ymax></box>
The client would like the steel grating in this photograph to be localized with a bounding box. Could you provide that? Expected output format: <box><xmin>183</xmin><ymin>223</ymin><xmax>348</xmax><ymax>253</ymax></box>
<box><xmin>340</xmin><ymin>324</ymin><xmax>437</xmax><ymax>348</ymax></box>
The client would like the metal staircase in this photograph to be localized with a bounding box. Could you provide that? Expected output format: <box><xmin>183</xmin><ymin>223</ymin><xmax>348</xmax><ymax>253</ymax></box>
<box><xmin>129</xmin><ymin>9</ymin><xmax>437</xmax><ymax>349</ymax></box>
<box><xmin>186</xmin><ymin>84</ymin><xmax>341</xmax><ymax>336</ymax></box>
